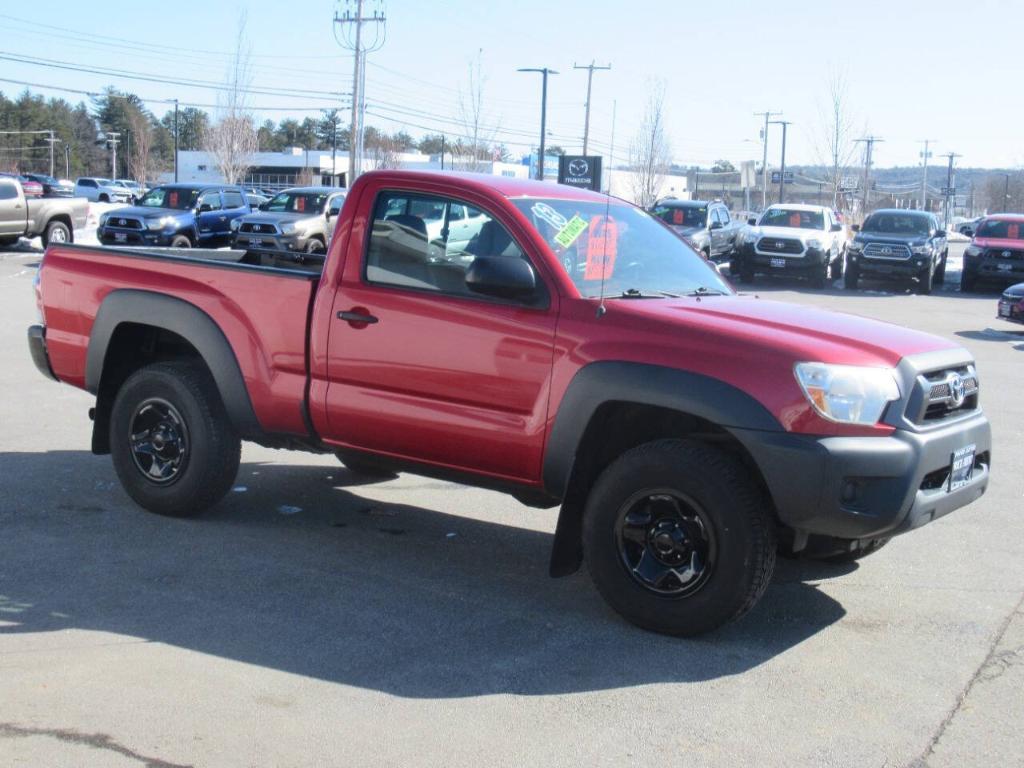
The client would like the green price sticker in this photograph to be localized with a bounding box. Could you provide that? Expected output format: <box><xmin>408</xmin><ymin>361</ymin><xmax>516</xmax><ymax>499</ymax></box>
<box><xmin>553</xmin><ymin>215</ymin><xmax>588</xmax><ymax>249</ymax></box>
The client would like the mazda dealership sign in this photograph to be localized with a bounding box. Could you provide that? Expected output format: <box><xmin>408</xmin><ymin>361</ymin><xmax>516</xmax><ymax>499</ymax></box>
<box><xmin>558</xmin><ymin>155</ymin><xmax>602</xmax><ymax>191</ymax></box>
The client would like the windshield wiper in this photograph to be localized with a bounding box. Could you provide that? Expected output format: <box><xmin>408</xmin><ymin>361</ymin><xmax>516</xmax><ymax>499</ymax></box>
<box><xmin>616</xmin><ymin>288</ymin><xmax>682</xmax><ymax>298</ymax></box>
<box><xmin>687</xmin><ymin>286</ymin><xmax>729</xmax><ymax>296</ymax></box>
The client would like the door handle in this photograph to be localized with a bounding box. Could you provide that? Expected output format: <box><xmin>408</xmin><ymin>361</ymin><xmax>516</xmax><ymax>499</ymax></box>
<box><xmin>337</xmin><ymin>309</ymin><xmax>379</xmax><ymax>325</ymax></box>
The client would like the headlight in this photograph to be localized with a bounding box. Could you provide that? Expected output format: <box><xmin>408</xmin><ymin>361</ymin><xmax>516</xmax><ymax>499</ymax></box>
<box><xmin>98</xmin><ymin>213</ymin><xmax>109</xmax><ymax>227</ymax></box>
<box><xmin>848</xmin><ymin>240</ymin><xmax>863</xmax><ymax>253</ymax></box>
<box><xmin>805</xmin><ymin>238</ymin><xmax>822</xmax><ymax>249</ymax></box>
<box><xmin>281</xmin><ymin>222</ymin><xmax>298</xmax><ymax>235</ymax></box>
<box><xmin>147</xmin><ymin>216</ymin><xmax>177</xmax><ymax>231</ymax></box>
<box><xmin>794</xmin><ymin>362</ymin><xmax>900</xmax><ymax>425</ymax></box>
<box><xmin>230</xmin><ymin>218</ymin><xmax>241</xmax><ymax>231</ymax></box>
<box><xmin>965</xmin><ymin>245</ymin><xmax>981</xmax><ymax>257</ymax></box>
<box><xmin>911</xmin><ymin>244</ymin><xmax>932</xmax><ymax>255</ymax></box>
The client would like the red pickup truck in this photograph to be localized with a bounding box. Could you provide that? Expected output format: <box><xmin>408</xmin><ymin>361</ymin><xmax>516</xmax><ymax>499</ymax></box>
<box><xmin>28</xmin><ymin>170</ymin><xmax>991</xmax><ymax>636</ymax></box>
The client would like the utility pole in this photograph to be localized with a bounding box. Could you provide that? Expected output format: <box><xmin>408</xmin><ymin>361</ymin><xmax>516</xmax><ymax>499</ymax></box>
<box><xmin>335</xmin><ymin>0</ymin><xmax>387</xmax><ymax>186</ymax></box>
<box><xmin>518</xmin><ymin>67</ymin><xmax>559</xmax><ymax>180</ymax></box>
<box><xmin>45</xmin><ymin>130</ymin><xmax>61</xmax><ymax>178</ymax></box>
<box><xmin>573</xmin><ymin>61</ymin><xmax>611</xmax><ymax>155</ymax></box>
<box><xmin>1004</xmin><ymin>173</ymin><xmax>1011</xmax><ymax>212</ymax></box>
<box><xmin>754</xmin><ymin>110</ymin><xmax>781</xmax><ymax>208</ymax></box>
<box><xmin>855</xmin><ymin>136</ymin><xmax>883</xmax><ymax>217</ymax></box>
<box><xmin>769</xmin><ymin>120</ymin><xmax>791</xmax><ymax>203</ymax></box>
<box><xmin>172</xmin><ymin>98</ymin><xmax>179</xmax><ymax>182</ymax></box>
<box><xmin>941</xmin><ymin>152</ymin><xmax>960</xmax><ymax>228</ymax></box>
<box><xmin>440</xmin><ymin>134</ymin><xmax>445</xmax><ymax>171</ymax></box>
<box><xmin>918</xmin><ymin>139</ymin><xmax>933</xmax><ymax>211</ymax></box>
<box><xmin>64</xmin><ymin>143</ymin><xmax>70</xmax><ymax>178</ymax></box>
<box><xmin>106</xmin><ymin>132</ymin><xmax>121</xmax><ymax>181</ymax></box>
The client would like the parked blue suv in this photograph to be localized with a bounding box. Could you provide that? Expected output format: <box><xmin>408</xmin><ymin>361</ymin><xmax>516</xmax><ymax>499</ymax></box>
<box><xmin>97</xmin><ymin>184</ymin><xmax>251</xmax><ymax>248</ymax></box>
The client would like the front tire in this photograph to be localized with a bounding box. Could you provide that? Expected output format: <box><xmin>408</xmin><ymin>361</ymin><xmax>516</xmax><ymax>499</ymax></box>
<box><xmin>935</xmin><ymin>251</ymin><xmax>947</xmax><ymax>283</ymax></box>
<box><xmin>916</xmin><ymin>264</ymin><xmax>934</xmax><ymax>295</ymax></box>
<box><xmin>305</xmin><ymin>237</ymin><xmax>325</xmax><ymax>254</ymax></box>
<box><xmin>170</xmin><ymin>234</ymin><xmax>192</xmax><ymax>248</ymax></box>
<box><xmin>110</xmin><ymin>361</ymin><xmax>240</xmax><ymax>517</ymax></box>
<box><xmin>830</xmin><ymin>249</ymin><xmax>845</xmax><ymax>281</ymax></box>
<box><xmin>960</xmin><ymin>268</ymin><xmax>977</xmax><ymax>292</ymax></box>
<box><xmin>582</xmin><ymin>439</ymin><xmax>776</xmax><ymax>636</ymax></box>
<box><xmin>845</xmin><ymin>263</ymin><xmax>860</xmax><ymax>290</ymax></box>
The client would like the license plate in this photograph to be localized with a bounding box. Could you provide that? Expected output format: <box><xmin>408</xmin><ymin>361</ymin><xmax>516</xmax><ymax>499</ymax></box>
<box><xmin>770</xmin><ymin>258</ymin><xmax>786</xmax><ymax>268</ymax></box>
<box><xmin>998</xmin><ymin>263</ymin><xmax>1012</xmax><ymax>271</ymax></box>
<box><xmin>252</xmin><ymin>239</ymin><xmax>264</xmax><ymax>247</ymax></box>
<box><xmin>999</xmin><ymin>303</ymin><xmax>1011</xmax><ymax>317</ymax></box>
<box><xmin>948</xmin><ymin>444</ymin><xmax>976</xmax><ymax>492</ymax></box>
<box><xmin>114</xmin><ymin>232</ymin><xmax>127</xmax><ymax>242</ymax></box>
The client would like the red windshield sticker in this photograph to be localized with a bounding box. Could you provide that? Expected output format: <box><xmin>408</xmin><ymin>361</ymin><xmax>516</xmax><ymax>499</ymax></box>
<box><xmin>672</xmin><ymin>209</ymin><xmax>684</xmax><ymax>225</ymax></box>
<box><xmin>1008</xmin><ymin>223</ymin><xmax>1020</xmax><ymax>240</ymax></box>
<box><xmin>295</xmin><ymin>197</ymin><xmax>306</xmax><ymax>212</ymax></box>
<box><xmin>169</xmin><ymin>192</ymin><xmax>178</xmax><ymax>207</ymax></box>
<box><xmin>584</xmin><ymin>216</ymin><xmax>619</xmax><ymax>281</ymax></box>
<box><xmin>788</xmin><ymin>212</ymin><xmax>801</xmax><ymax>227</ymax></box>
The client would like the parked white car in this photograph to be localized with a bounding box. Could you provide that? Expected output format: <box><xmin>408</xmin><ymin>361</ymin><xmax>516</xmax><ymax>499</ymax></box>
<box><xmin>733</xmin><ymin>203</ymin><xmax>848</xmax><ymax>288</ymax></box>
<box><xmin>74</xmin><ymin>177</ymin><xmax>134</xmax><ymax>204</ymax></box>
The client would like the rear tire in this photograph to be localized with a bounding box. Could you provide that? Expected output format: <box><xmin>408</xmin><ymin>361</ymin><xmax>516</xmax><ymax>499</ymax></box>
<box><xmin>110</xmin><ymin>361</ymin><xmax>240</xmax><ymax>517</ymax></box>
<box><xmin>582</xmin><ymin>439</ymin><xmax>776</xmax><ymax>637</ymax></box>
<box><xmin>99</xmin><ymin>194</ymin><xmax>110</xmax><ymax>203</ymax></box>
<box><xmin>0</xmin><ymin>236</ymin><xmax>19</xmax><ymax>249</ymax></box>
<box><xmin>170</xmin><ymin>234</ymin><xmax>192</xmax><ymax>248</ymax></box>
<box><xmin>42</xmin><ymin>220</ymin><xmax>71</xmax><ymax>247</ymax></box>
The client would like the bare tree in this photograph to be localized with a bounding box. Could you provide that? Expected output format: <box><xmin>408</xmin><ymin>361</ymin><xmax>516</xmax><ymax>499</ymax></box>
<box><xmin>628</xmin><ymin>82</ymin><xmax>672</xmax><ymax>208</ymax></box>
<box><xmin>127</xmin><ymin>109</ymin><xmax>154</xmax><ymax>184</ymax></box>
<box><xmin>813</xmin><ymin>69</ymin><xmax>861</xmax><ymax>208</ymax></box>
<box><xmin>368</xmin><ymin>137</ymin><xmax>402</xmax><ymax>170</ymax></box>
<box><xmin>204</xmin><ymin>13</ymin><xmax>258</xmax><ymax>184</ymax></box>
<box><xmin>457</xmin><ymin>49</ymin><xmax>496</xmax><ymax>173</ymax></box>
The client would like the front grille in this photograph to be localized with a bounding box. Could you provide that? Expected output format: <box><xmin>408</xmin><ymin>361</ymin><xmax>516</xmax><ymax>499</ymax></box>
<box><xmin>240</xmin><ymin>222</ymin><xmax>278</xmax><ymax>234</ymax></box>
<box><xmin>911</xmin><ymin>365</ymin><xmax>979</xmax><ymax>423</ymax></box>
<box><xmin>863</xmin><ymin>242</ymin><xmax>911</xmax><ymax>260</ymax></box>
<box><xmin>985</xmin><ymin>248</ymin><xmax>1024</xmax><ymax>261</ymax></box>
<box><xmin>757</xmin><ymin>237</ymin><xmax>803</xmax><ymax>254</ymax></box>
<box><xmin>108</xmin><ymin>217</ymin><xmax>143</xmax><ymax>230</ymax></box>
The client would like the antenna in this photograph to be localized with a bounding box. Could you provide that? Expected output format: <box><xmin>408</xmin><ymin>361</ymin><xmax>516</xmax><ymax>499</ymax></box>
<box><xmin>596</xmin><ymin>99</ymin><xmax>617</xmax><ymax>318</ymax></box>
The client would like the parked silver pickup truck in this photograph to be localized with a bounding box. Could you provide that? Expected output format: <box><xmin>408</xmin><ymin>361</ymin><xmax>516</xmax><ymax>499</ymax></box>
<box><xmin>0</xmin><ymin>175</ymin><xmax>88</xmax><ymax>247</ymax></box>
<box><xmin>231</xmin><ymin>186</ymin><xmax>346</xmax><ymax>255</ymax></box>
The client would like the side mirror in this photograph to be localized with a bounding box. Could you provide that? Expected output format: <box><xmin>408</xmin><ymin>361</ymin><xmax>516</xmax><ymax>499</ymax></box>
<box><xmin>258</xmin><ymin>202</ymin><xmax>268</xmax><ymax>211</ymax></box>
<box><xmin>198</xmin><ymin>203</ymin><xmax>213</xmax><ymax>213</ymax></box>
<box><xmin>831</xmin><ymin>223</ymin><xmax>842</xmax><ymax>232</ymax></box>
<box><xmin>465</xmin><ymin>256</ymin><xmax>536</xmax><ymax>300</ymax></box>
<box><xmin>747</xmin><ymin>217</ymin><xmax>757</xmax><ymax>226</ymax></box>
<box><xmin>851</xmin><ymin>223</ymin><xmax>861</xmax><ymax>232</ymax></box>
<box><xmin>710</xmin><ymin>221</ymin><xmax>723</xmax><ymax>230</ymax></box>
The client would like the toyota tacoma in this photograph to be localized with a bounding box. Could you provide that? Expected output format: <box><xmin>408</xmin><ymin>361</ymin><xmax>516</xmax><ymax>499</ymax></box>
<box><xmin>961</xmin><ymin>214</ymin><xmax>1024</xmax><ymax>291</ymax></box>
<box><xmin>846</xmin><ymin>209</ymin><xmax>948</xmax><ymax>293</ymax></box>
<box><xmin>231</xmin><ymin>186</ymin><xmax>347</xmax><ymax>255</ymax></box>
<box><xmin>732</xmin><ymin>204</ymin><xmax>847</xmax><ymax>288</ymax></box>
<box><xmin>28</xmin><ymin>171</ymin><xmax>991</xmax><ymax>636</ymax></box>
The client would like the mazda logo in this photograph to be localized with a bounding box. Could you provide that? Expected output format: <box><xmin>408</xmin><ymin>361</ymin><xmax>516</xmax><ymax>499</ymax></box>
<box><xmin>947</xmin><ymin>372</ymin><xmax>966</xmax><ymax>407</ymax></box>
<box><xmin>568</xmin><ymin>158</ymin><xmax>589</xmax><ymax>176</ymax></box>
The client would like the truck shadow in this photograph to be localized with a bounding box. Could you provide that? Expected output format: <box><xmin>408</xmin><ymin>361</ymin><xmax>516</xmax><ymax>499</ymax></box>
<box><xmin>0</xmin><ymin>450</ymin><xmax>847</xmax><ymax>698</ymax></box>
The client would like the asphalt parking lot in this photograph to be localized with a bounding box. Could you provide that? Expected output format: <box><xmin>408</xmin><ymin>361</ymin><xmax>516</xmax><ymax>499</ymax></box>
<box><xmin>1</xmin><ymin>242</ymin><xmax>1022</xmax><ymax>767</ymax></box>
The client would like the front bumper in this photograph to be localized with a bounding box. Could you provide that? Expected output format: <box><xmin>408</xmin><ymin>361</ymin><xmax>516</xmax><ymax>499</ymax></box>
<box><xmin>998</xmin><ymin>297</ymin><xmax>1024</xmax><ymax>323</ymax></box>
<box><xmin>733</xmin><ymin>411</ymin><xmax>991</xmax><ymax>540</ymax></box>
<box><xmin>849</xmin><ymin>253</ymin><xmax>928</xmax><ymax>277</ymax></box>
<box><xmin>972</xmin><ymin>257</ymin><xmax>1024</xmax><ymax>282</ymax></box>
<box><xmin>27</xmin><ymin>325</ymin><xmax>57</xmax><ymax>381</ymax></box>
<box><xmin>740</xmin><ymin>244</ymin><xmax>829</xmax><ymax>275</ymax></box>
<box><xmin>232</xmin><ymin>232</ymin><xmax>305</xmax><ymax>251</ymax></box>
<box><xmin>98</xmin><ymin>227</ymin><xmax>177</xmax><ymax>246</ymax></box>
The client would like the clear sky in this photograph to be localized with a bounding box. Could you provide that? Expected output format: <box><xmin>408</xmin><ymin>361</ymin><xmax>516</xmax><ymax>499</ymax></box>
<box><xmin>1</xmin><ymin>0</ymin><xmax>1019</xmax><ymax>170</ymax></box>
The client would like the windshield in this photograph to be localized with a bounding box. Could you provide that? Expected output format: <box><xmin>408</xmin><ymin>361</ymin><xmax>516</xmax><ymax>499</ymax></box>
<box><xmin>651</xmin><ymin>204</ymin><xmax>707</xmax><ymax>228</ymax></box>
<box><xmin>512</xmin><ymin>197</ymin><xmax>732</xmax><ymax>298</ymax></box>
<box><xmin>31</xmin><ymin>174</ymin><xmax>58</xmax><ymax>185</ymax></box>
<box><xmin>137</xmin><ymin>187</ymin><xmax>200</xmax><ymax>210</ymax></box>
<box><xmin>759</xmin><ymin>208</ymin><xmax>824</xmax><ymax>230</ymax></box>
<box><xmin>862</xmin><ymin>212</ymin><xmax>931</xmax><ymax>236</ymax></box>
<box><xmin>975</xmin><ymin>219</ymin><xmax>1024</xmax><ymax>240</ymax></box>
<box><xmin>264</xmin><ymin>192</ymin><xmax>330</xmax><ymax>214</ymax></box>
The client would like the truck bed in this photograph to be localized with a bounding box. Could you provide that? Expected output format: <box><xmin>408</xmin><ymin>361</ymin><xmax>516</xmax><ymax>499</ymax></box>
<box><xmin>40</xmin><ymin>243</ymin><xmax>320</xmax><ymax>437</ymax></box>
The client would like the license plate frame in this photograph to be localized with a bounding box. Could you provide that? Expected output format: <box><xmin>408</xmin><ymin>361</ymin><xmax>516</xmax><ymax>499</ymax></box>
<box><xmin>948</xmin><ymin>443</ymin><xmax>976</xmax><ymax>492</ymax></box>
<box><xmin>999</xmin><ymin>303</ymin><xmax>1012</xmax><ymax>317</ymax></box>
<box><xmin>114</xmin><ymin>232</ymin><xmax>127</xmax><ymax>243</ymax></box>
<box><xmin>998</xmin><ymin>263</ymin><xmax>1013</xmax><ymax>271</ymax></box>
<box><xmin>770</xmin><ymin>257</ymin><xmax>786</xmax><ymax>268</ymax></box>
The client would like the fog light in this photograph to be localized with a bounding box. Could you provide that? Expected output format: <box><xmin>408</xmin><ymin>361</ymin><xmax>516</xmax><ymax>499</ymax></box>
<box><xmin>841</xmin><ymin>480</ymin><xmax>859</xmax><ymax>503</ymax></box>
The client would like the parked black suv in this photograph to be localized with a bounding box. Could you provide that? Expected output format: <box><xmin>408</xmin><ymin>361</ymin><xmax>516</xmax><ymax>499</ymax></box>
<box><xmin>845</xmin><ymin>209</ymin><xmax>947</xmax><ymax>294</ymax></box>
<box><xmin>97</xmin><ymin>184</ymin><xmax>252</xmax><ymax>248</ymax></box>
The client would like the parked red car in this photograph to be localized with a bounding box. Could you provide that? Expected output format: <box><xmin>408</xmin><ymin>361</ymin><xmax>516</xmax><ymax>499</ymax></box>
<box><xmin>0</xmin><ymin>172</ymin><xmax>43</xmax><ymax>198</ymax></box>
<box><xmin>28</xmin><ymin>170</ymin><xmax>991</xmax><ymax>636</ymax></box>
<box><xmin>962</xmin><ymin>213</ymin><xmax>1024</xmax><ymax>291</ymax></box>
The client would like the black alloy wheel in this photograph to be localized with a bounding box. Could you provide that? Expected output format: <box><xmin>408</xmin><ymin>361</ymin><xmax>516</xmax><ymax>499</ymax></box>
<box><xmin>615</xmin><ymin>490</ymin><xmax>716</xmax><ymax>598</ymax></box>
<box><xmin>128</xmin><ymin>398</ymin><xmax>189</xmax><ymax>485</ymax></box>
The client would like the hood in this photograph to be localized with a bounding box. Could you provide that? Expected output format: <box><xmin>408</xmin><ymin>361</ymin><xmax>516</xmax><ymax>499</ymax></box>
<box><xmin>854</xmin><ymin>231</ymin><xmax>929</xmax><ymax>247</ymax></box>
<box><xmin>670</xmin><ymin>224</ymin><xmax>706</xmax><ymax>238</ymax></box>
<box><xmin>750</xmin><ymin>225</ymin><xmax>821</xmax><ymax>242</ymax></box>
<box><xmin>106</xmin><ymin>206</ymin><xmax>190</xmax><ymax>221</ymax></box>
<box><xmin>1004</xmin><ymin>283</ymin><xmax>1024</xmax><ymax>298</ymax></box>
<box><xmin>237</xmin><ymin>211</ymin><xmax>315</xmax><ymax>227</ymax></box>
<box><xmin>611</xmin><ymin>294</ymin><xmax>955</xmax><ymax>368</ymax></box>
<box><xmin>973</xmin><ymin>237</ymin><xmax>1024</xmax><ymax>250</ymax></box>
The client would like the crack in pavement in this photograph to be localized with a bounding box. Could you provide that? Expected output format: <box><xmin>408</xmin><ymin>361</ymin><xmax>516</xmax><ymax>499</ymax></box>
<box><xmin>0</xmin><ymin>722</ymin><xmax>193</xmax><ymax>768</ymax></box>
<box><xmin>905</xmin><ymin>591</ymin><xmax>1024</xmax><ymax>768</ymax></box>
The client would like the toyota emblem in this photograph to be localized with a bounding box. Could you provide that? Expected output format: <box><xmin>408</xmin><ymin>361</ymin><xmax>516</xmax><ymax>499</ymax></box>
<box><xmin>568</xmin><ymin>158</ymin><xmax>589</xmax><ymax>176</ymax></box>
<box><xmin>118</xmin><ymin>218</ymin><xmax>126</xmax><ymax>226</ymax></box>
<box><xmin>881</xmin><ymin>246</ymin><xmax>892</xmax><ymax>255</ymax></box>
<box><xmin>1003</xmin><ymin>250</ymin><xmax>1012</xmax><ymax>258</ymax></box>
<box><xmin>775</xmin><ymin>241</ymin><xmax>784</xmax><ymax>248</ymax></box>
<box><xmin>947</xmin><ymin>372</ymin><xmax>966</xmax><ymax>407</ymax></box>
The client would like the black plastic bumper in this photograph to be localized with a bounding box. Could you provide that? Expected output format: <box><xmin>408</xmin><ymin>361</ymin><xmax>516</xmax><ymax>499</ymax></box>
<box><xmin>27</xmin><ymin>325</ymin><xmax>58</xmax><ymax>381</ymax></box>
<box><xmin>974</xmin><ymin>258</ymin><xmax>1024</xmax><ymax>282</ymax></box>
<box><xmin>849</xmin><ymin>255</ymin><xmax>927</xmax><ymax>277</ymax></box>
<box><xmin>740</xmin><ymin>245</ymin><xmax>828</xmax><ymax>275</ymax></box>
<box><xmin>731</xmin><ymin>413</ymin><xmax>991</xmax><ymax>540</ymax></box>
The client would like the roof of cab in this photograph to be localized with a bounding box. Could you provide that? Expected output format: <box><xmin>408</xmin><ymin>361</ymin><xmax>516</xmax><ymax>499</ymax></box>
<box><xmin>356</xmin><ymin>169</ymin><xmax>618</xmax><ymax>203</ymax></box>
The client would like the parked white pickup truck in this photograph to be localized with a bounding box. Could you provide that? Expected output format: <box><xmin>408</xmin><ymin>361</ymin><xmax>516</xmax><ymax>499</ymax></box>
<box><xmin>0</xmin><ymin>175</ymin><xmax>88</xmax><ymax>247</ymax></box>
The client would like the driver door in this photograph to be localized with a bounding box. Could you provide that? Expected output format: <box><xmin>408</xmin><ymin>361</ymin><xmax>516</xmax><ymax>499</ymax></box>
<box><xmin>195</xmin><ymin>189</ymin><xmax>224</xmax><ymax>246</ymax></box>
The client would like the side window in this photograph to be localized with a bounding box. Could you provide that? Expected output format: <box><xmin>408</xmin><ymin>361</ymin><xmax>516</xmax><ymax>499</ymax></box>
<box><xmin>711</xmin><ymin>209</ymin><xmax>722</xmax><ymax>226</ymax></box>
<box><xmin>719</xmin><ymin>207</ymin><xmax>730</xmax><ymax>224</ymax></box>
<box><xmin>197</xmin><ymin>190</ymin><xmax>222</xmax><ymax>211</ymax></box>
<box><xmin>365</xmin><ymin>191</ymin><xmax>528</xmax><ymax>298</ymax></box>
<box><xmin>328</xmin><ymin>195</ymin><xmax>345</xmax><ymax>216</ymax></box>
<box><xmin>448</xmin><ymin>205</ymin><xmax>465</xmax><ymax>222</ymax></box>
<box><xmin>82</xmin><ymin>179</ymin><xmax>96</xmax><ymax>188</ymax></box>
<box><xmin>222</xmin><ymin>190</ymin><xmax>245</xmax><ymax>209</ymax></box>
<box><xmin>0</xmin><ymin>180</ymin><xmax>17</xmax><ymax>200</ymax></box>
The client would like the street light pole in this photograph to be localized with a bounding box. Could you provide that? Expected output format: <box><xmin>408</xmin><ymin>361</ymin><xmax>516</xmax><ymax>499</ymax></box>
<box><xmin>518</xmin><ymin>67</ymin><xmax>559</xmax><ymax>181</ymax></box>
<box><xmin>769</xmin><ymin>120</ymin><xmax>791</xmax><ymax>203</ymax></box>
<box><xmin>173</xmin><ymin>98</ymin><xmax>179</xmax><ymax>182</ymax></box>
<box><xmin>754</xmin><ymin>110</ymin><xmax>781</xmax><ymax>208</ymax></box>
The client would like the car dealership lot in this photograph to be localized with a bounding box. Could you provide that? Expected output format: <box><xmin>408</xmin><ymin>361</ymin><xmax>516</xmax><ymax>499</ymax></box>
<box><xmin>1</xmin><ymin>245</ymin><xmax>1022</xmax><ymax>767</ymax></box>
